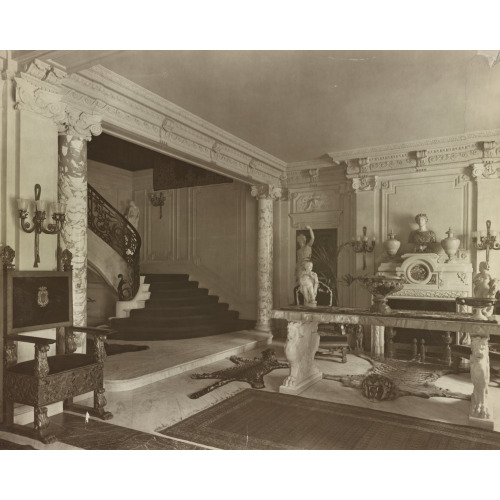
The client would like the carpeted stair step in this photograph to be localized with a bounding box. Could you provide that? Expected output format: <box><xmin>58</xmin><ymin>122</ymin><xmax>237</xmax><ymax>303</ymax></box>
<box><xmin>143</xmin><ymin>274</ymin><xmax>189</xmax><ymax>282</ymax></box>
<box><xmin>111</xmin><ymin>310</ymin><xmax>240</xmax><ymax>328</ymax></box>
<box><xmin>147</xmin><ymin>281</ymin><xmax>200</xmax><ymax>290</ymax></box>
<box><xmin>110</xmin><ymin>319</ymin><xmax>255</xmax><ymax>341</ymax></box>
<box><xmin>130</xmin><ymin>302</ymin><xmax>230</xmax><ymax>317</ymax></box>
<box><xmin>145</xmin><ymin>295</ymin><xmax>220</xmax><ymax>308</ymax></box>
<box><xmin>114</xmin><ymin>273</ymin><xmax>254</xmax><ymax>341</ymax></box>
<box><xmin>147</xmin><ymin>288</ymin><xmax>210</xmax><ymax>299</ymax></box>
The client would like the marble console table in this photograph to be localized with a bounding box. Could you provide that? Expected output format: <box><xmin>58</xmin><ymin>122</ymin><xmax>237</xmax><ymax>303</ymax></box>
<box><xmin>272</xmin><ymin>305</ymin><xmax>499</xmax><ymax>430</ymax></box>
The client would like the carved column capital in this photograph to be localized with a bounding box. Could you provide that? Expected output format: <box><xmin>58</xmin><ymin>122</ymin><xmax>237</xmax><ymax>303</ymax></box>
<box><xmin>57</xmin><ymin>107</ymin><xmax>103</xmax><ymax>141</ymax></box>
<box><xmin>352</xmin><ymin>175</ymin><xmax>378</xmax><ymax>193</ymax></box>
<box><xmin>250</xmin><ymin>184</ymin><xmax>283</xmax><ymax>201</ymax></box>
<box><xmin>14</xmin><ymin>59</ymin><xmax>68</xmax><ymax>123</ymax></box>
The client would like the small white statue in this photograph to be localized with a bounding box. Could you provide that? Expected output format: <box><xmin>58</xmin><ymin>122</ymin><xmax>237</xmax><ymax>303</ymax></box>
<box><xmin>298</xmin><ymin>261</ymin><xmax>319</xmax><ymax>306</ymax></box>
<box><xmin>470</xmin><ymin>336</ymin><xmax>490</xmax><ymax>419</ymax></box>
<box><xmin>296</xmin><ymin>225</ymin><xmax>315</xmax><ymax>280</ymax></box>
<box><xmin>124</xmin><ymin>200</ymin><xmax>140</xmax><ymax>229</ymax></box>
<box><xmin>472</xmin><ymin>261</ymin><xmax>499</xmax><ymax>317</ymax></box>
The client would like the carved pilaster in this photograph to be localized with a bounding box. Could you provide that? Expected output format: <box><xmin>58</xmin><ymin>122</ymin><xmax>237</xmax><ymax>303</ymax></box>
<box><xmin>352</xmin><ymin>175</ymin><xmax>378</xmax><ymax>193</ymax></box>
<box><xmin>34</xmin><ymin>343</ymin><xmax>50</xmax><ymax>378</ymax></box>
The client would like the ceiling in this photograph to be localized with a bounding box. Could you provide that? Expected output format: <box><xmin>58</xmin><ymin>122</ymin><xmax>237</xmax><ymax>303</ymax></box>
<box><xmin>13</xmin><ymin>50</ymin><xmax>500</xmax><ymax>163</ymax></box>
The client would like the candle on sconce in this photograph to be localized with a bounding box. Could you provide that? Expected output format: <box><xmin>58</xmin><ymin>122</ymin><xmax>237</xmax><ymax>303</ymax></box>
<box><xmin>17</xmin><ymin>199</ymin><xmax>29</xmax><ymax>211</ymax></box>
<box><xmin>372</xmin><ymin>235</ymin><xmax>376</xmax><ymax>242</ymax></box>
<box><xmin>472</xmin><ymin>231</ymin><xmax>478</xmax><ymax>239</ymax></box>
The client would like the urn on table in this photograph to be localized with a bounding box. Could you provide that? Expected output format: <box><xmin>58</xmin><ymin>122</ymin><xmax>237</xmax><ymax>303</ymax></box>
<box><xmin>383</xmin><ymin>230</ymin><xmax>401</xmax><ymax>257</ymax></box>
<box><xmin>441</xmin><ymin>227</ymin><xmax>460</xmax><ymax>262</ymax></box>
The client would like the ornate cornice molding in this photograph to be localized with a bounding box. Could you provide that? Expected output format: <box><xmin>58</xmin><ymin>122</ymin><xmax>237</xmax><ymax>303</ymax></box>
<box><xmin>250</xmin><ymin>184</ymin><xmax>283</xmax><ymax>201</ymax></box>
<box><xmin>62</xmin><ymin>66</ymin><xmax>285</xmax><ymax>186</ymax></box>
<box><xmin>326</xmin><ymin>130</ymin><xmax>500</xmax><ymax>179</ymax></box>
<box><xmin>14</xmin><ymin>59</ymin><xmax>68</xmax><ymax>123</ymax></box>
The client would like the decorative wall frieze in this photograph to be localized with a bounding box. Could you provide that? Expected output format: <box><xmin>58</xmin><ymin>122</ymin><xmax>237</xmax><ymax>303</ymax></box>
<box><xmin>292</xmin><ymin>191</ymin><xmax>338</xmax><ymax>213</ymax></box>
<box><xmin>471</xmin><ymin>162</ymin><xmax>500</xmax><ymax>180</ymax></box>
<box><xmin>57</xmin><ymin>107</ymin><xmax>102</xmax><ymax>141</ymax></box>
<box><xmin>14</xmin><ymin>59</ymin><xmax>68</xmax><ymax>123</ymax></box>
<box><xmin>331</xmin><ymin>131</ymin><xmax>500</xmax><ymax>179</ymax></box>
<box><xmin>352</xmin><ymin>175</ymin><xmax>378</xmax><ymax>193</ymax></box>
<box><xmin>250</xmin><ymin>184</ymin><xmax>283</xmax><ymax>201</ymax></box>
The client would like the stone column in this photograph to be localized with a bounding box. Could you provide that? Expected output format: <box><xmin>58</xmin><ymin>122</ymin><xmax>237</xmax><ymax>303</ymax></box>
<box><xmin>250</xmin><ymin>184</ymin><xmax>282</xmax><ymax>337</ymax></box>
<box><xmin>58</xmin><ymin>109</ymin><xmax>102</xmax><ymax>352</ymax></box>
<box><xmin>371</xmin><ymin>325</ymin><xmax>385</xmax><ymax>359</ymax></box>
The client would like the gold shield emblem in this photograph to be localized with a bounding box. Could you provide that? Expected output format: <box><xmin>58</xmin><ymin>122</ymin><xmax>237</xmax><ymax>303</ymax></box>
<box><xmin>37</xmin><ymin>286</ymin><xmax>49</xmax><ymax>307</ymax></box>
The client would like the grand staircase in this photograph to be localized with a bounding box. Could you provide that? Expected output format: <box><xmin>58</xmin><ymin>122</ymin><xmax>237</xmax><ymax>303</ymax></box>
<box><xmin>109</xmin><ymin>274</ymin><xmax>255</xmax><ymax>340</ymax></box>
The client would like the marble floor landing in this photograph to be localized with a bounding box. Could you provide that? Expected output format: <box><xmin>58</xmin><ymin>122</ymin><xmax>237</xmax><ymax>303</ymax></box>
<box><xmin>1</xmin><ymin>335</ymin><xmax>499</xmax><ymax>450</ymax></box>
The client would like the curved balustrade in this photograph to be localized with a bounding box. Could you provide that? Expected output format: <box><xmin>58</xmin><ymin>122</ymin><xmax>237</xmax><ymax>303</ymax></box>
<box><xmin>88</xmin><ymin>184</ymin><xmax>141</xmax><ymax>300</ymax></box>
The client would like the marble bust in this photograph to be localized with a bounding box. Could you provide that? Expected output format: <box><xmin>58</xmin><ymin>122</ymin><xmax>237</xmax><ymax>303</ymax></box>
<box><xmin>408</xmin><ymin>213</ymin><xmax>436</xmax><ymax>253</ymax></box>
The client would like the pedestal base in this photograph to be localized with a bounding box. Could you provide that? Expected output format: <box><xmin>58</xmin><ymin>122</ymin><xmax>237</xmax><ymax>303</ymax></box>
<box><xmin>469</xmin><ymin>409</ymin><xmax>495</xmax><ymax>431</ymax></box>
<box><xmin>279</xmin><ymin>371</ymin><xmax>323</xmax><ymax>395</ymax></box>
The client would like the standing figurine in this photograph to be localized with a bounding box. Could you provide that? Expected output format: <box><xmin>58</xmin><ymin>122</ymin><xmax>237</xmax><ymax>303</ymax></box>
<box><xmin>296</xmin><ymin>225</ymin><xmax>315</xmax><ymax>280</ymax></box>
<box><xmin>124</xmin><ymin>200</ymin><xmax>140</xmax><ymax>229</ymax></box>
<box><xmin>298</xmin><ymin>261</ymin><xmax>319</xmax><ymax>306</ymax></box>
<box><xmin>408</xmin><ymin>213</ymin><xmax>436</xmax><ymax>253</ymax></box>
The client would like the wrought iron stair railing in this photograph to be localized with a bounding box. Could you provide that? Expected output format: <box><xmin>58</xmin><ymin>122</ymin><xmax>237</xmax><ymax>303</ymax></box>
<box><xmin>88</xmin><ymin>184</ymin><xmax>141</xmax><ymax>300</ymax></box>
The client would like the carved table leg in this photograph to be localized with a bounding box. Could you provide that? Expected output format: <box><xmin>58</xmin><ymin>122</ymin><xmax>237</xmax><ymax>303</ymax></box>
<box><xmin>442</xmin><ymin>332</ymin><xmax>452</xmax><ymax>366</ymax></box>
<box><xmin>420</xmin><ymin>339</ymin><xmax>426</xmax><ymax>363</ymax></box>
<box><xmin>385</xmin><ymin>327</ymin><xmax>395</xmax><ymax>359</ymax></box>
<box><xmin>468</xmin><ymin>335</ymin><xmax>494</xmax><ymax>430</ymax></box>
<box><xmin>341</xmin><ymin>347</ymin><xmax>347</xmax><ymax>363</ymax></box>
<box><xmin>34</xmin><ymin>406</ymin><xmax>57</xmax><ymax>444</ymax></box>
<box><xmin>371</xmin><ymin>325</ymin><xmax>385</xmax><ymax>360</ymax></box>
<box><xmin>411</xmin><ymin>338</ymin><xmax>418</xmax><ymax>359</ymax></box>
<box><xmin>279</xmin><ymin>320</ymin><xmax>322</xmax><ymax>395</ymax></box>
<box><xmin>92</xmin><ymin>388</ymin><xmax>113</xmax><ymax>420</ymax></box>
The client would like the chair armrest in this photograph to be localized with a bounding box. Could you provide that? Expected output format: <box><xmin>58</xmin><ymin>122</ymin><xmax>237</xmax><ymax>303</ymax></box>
<box><xmin>67</xmin><ymin>326</ymin><xmax>117</xmax><ymax>339</ymax></box>
<box><xmin>7</xmin><ymin>335</ymin><xmax>56</xmax><ymax>345</ymax></box>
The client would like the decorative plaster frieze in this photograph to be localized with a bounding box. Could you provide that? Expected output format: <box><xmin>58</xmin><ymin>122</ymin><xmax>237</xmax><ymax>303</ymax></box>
<box><xmin>250</xmin><ymin>184</ymin><xmax>283</xmax><ymax>201</ymax></box>
<box><xmin>293</xmin><ymin>192</ymin><xmax>337</xmax><ymax>213</ymax></box>
<box><xmin>69</xmin><ymin>67</ymin><xmax>286</xmax><ymax>175</ymax></box>
<box><xmin>58</xmin><ymin>107</ymin><xmax>102</xmax><ymax>141</ymax></box>
<box><xmin>391</xmin><ymin>289</ymin><xmax>468</xmax><ymax>298</ymax></box>
<box><xmin>352</xmin><ymin>175</ymin><xmax>378</xmax><ymax>193</ymax></box>
<box><xmin>471</xmin><ymin>162</ymin><xmax>500</xmax><ymax>180</ymax></box>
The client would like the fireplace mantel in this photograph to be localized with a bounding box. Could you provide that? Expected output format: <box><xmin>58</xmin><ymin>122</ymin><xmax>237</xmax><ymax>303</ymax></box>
<box><xmin>378</xmin><ymin>253</ymin><xmax>472</xmax><ymax>300</ymax></box>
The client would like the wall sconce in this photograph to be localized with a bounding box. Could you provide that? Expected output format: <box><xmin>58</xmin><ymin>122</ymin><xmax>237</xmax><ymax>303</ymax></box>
<box><xmin>149</xmin><ymin>190</ymin><xmax>166</xmax><ymax>219</ymax></box>
<box><xmin>472</xmin><ymin>220</ymin><xmax>500</xmax><ymax>264</ymax></box>
<box><xmin>17</xmin><ymin>184</ymin><xmax>66</xmax><ymax>268</ymax></box>
<box><xmin>351</xmin><ymin>226</ymin><xmax>376</xmax><ymax>270</ymax></box>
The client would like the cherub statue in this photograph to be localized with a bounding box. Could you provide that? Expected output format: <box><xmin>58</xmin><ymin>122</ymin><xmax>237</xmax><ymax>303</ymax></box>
<box><xmin>298</xmin><ymin>261</ymin><xmax>319</xmax><ymax>306</ymax></box>
<box><xmin>408</xmin><ymin>213</ymin><xmax>436</xmax><ymax>253</ymax></box>
<box><xmin>473</xmin><ymin>261</ymin><xmax>493</xmax><ymax>298</ymax></box>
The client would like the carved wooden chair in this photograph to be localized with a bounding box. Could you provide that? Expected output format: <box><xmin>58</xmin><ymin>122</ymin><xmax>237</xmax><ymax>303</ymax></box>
<box><xmin>1</xmin><ymin>247</ymin><xmax>114</xmax><ymax>444</ymax></box>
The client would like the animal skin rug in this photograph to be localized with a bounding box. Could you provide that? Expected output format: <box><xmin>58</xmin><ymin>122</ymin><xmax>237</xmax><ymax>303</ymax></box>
<box><xmin>188</xmin><ymin>349</ymin><xmax>289</xmax><ymax>399</ymax></box>
<box><xmin>323</xmin><ymin>354</ymin><xmax>471</xmax><ymax>402</ymax></box>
